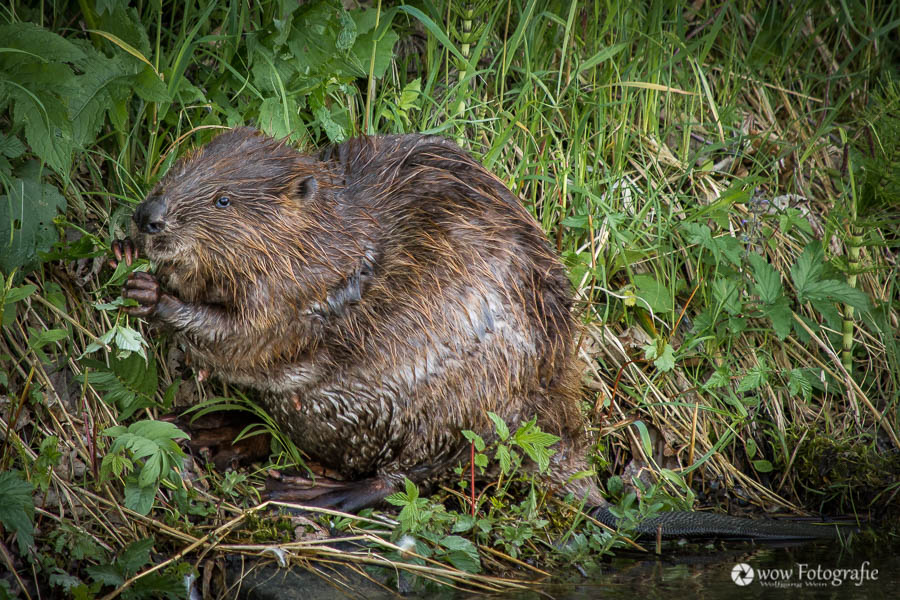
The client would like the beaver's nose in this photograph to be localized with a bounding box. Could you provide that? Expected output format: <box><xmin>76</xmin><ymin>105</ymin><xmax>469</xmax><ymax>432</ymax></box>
<box><xmin>134</xmin><ymin>195</ymin><xmax>167</xmax><ymax>234</ymax></box>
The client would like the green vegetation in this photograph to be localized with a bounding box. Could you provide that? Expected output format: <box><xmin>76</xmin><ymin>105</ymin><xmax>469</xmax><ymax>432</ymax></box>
<box><xmin>1</xmin><ymin>0</ymin><xmax>899</xmax><ymax>596</ymax></box>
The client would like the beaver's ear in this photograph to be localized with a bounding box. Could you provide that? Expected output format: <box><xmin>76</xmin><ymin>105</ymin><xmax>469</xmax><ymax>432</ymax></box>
<box><xmin>288</xmin><ymin>175</ymin><xmax>318</xmax><ymax>204</ymax></box>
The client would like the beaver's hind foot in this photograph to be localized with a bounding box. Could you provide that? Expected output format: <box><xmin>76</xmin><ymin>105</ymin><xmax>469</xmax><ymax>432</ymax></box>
<box><xmin>264</xmin><ymin>471</ymin><xmax>402</xmax><ymax>513</ymax></box>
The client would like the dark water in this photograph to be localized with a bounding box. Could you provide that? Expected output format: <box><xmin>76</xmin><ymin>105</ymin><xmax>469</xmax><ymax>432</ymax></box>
<box><xmin>239</xmin><ymin>540</ymin><xmax>899</xmax><ymax>600</ymax></box>
<box><xmin>516</xmin><ymin>541</ymin><xmax>899</xmax><ymax>600</ymax></box>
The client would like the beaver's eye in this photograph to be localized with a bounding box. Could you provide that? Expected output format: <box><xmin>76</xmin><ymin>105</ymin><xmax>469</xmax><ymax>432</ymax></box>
<box><xmin>215</xmin><ymin>196</ymin><xmax>231</xmax><ymax>208</ymax></box>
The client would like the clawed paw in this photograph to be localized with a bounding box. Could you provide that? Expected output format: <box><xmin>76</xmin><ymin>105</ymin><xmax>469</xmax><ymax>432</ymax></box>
<box><xmin>109</xmin><ymin>238</ymin><xmax>138</xmax><ymax>269</ymax></box>
<box><xmin>122</xmin><ymin>270</ymin><xmax>161</xmax><ymax>316</ymax></box>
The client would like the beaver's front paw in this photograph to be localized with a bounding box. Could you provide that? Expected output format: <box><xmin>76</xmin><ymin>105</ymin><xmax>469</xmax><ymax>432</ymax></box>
<box><xmin>123</xmin><ymin>271</ymin><xmax>161</xmax><ymax>317</ymax></box>
<box><xmin>109</xmin><ymin>238</ymin><xmax>139</xmax><ymax>268</ymax></box>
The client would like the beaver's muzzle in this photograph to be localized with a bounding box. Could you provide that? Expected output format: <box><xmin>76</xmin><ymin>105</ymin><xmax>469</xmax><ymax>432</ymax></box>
<box><xmin>134</xmin><ymin>195</ymin><xmax>167</xmax><ymax>234</ymax></box>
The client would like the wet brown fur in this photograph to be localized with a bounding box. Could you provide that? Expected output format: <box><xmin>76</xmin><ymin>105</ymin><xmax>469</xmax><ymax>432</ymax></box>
<box><xmin>132</xmin><ymin>127</ymin><xmax>602</xmax><ymax>509</ymax></box>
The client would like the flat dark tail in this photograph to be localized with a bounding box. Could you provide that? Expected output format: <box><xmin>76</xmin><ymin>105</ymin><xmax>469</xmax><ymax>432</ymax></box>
<box><xmin>591</xmin><ymin>507</ymin><xmax>855</xmax><ymax>541</ymax></box>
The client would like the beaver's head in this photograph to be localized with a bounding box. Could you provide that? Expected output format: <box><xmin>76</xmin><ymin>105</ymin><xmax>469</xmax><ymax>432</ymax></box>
<box><xmin>133</xmin><ymin>128</ymin><xmax>327</xmax><ymax>285</ymax></box>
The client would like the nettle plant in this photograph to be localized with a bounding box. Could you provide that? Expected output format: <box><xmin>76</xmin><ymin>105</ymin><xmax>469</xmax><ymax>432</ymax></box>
<box><xmin>634</xmin><ymin>191</ymin><xmax>872</xmax><ymax>398</ymax></box>
<box><xmin>381</xmin><ymin>413</ymin><xmax>591</xmax><ymax>570</ymax></box>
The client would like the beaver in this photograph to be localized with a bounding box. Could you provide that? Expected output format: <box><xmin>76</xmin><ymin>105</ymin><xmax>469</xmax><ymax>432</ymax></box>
<box><xmin>116</xmin><ymin>127</ymin><xmax>600</xmax><ymax>511</ymax></box>
<box><xmin>113</xmin><ymin>128</ymin><xmax>844</xmax><ymax>540</ymax></box>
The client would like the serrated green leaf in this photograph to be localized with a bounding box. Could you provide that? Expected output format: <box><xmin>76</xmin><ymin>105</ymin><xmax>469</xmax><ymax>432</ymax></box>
<box><xmin>704</xmin><ymin>366</ymin><xmax>731</xmax><ymax>389</ymax></box>
<box><xmin>114</xmin><ymin>324</ymin><xmax>146</xmax><ymax>356</ymax></box>
<box><xmin>440</xmin><ymin>535</ymin><xmax>480</xmax><ymax>573</ymax></box>
<box><xmin>749</xmin><ymin>253</ymin><xmax>783</xmax><ymax>303</ymax></box>
<box><xmin>398</xmin><ymin>78</ymin><xmax>421</xmax><ymax>111</ymax></box>
<box><xmin>804</xmin><ymin>279</ymin><xmax>871</xmax><ymax>312</ymax></box>
<box><xmin>788</xmin><ymin>368</ymin><xmax>813</xmax><ymax>401</ymax></box>
<box><xmin>0</xmin><ymin>471</ymin><xmax>35</xmax><ymax>555</ymax></box>
<box><xmin>348</xmin><ymin>18</ymin><xmax>398</xmax><ymax>79</ymax></box>
<box><xmin>681</xmin><ymin>222</ymin><xmax>714</xmax><ymax>249</ymax></box>
<box><xmin>0</xmin><ymin>133</ymin><xmax>26</xmax><ymax>159</ymax></box>
<box><xmin>258</xmin><ymin>95</ymin><xmax>303</xmax><ymax>142</ymax></box>
<box><xmin>12</xmin><ymin>88</ymin><xmax>75</xmax><ymax>175</ymax></box>
<box><xmin>85</xmin><ymin>564</ymin><xmax>124</xmax><ymax>586</ymax></box>
<box><xmin>737</xmin><ymin>364</ymin><xmax>767</xmax><ymax>392</ymax></box>
<box><xmin>461</xmin><ymin>430</ymin><xmax>485</xmax><ymax>452</ymax></box>
<box><xmin>28</xmin><ymin>327</ymin><xmax>67</xmax><ymax>350</ymax></box>
<box><xmin>712</xmin><ymin>278</ymin><xmax>742</xmax><ymax>315</ymax></box>
<box><xmin>791</xmin><ymin>242</ymin><xmax>824</xmax><ymax>297</ymax></box>
<box><xmin>313</xmin><ymin>104</ymin><xmax>346</xmax><ymax>143</ymax></box>
<box><xmin>762</xmin><ymin>296</ymin><xmax>793</xmax><ymax>340</ymax></box>
<box><xmin>67</xmin><ymin>50</ymin><xmax>134</xmax><ymax>147</ymax></box>
<box><xmin>336</xmin><ymin>9</ymin><xmax>358</xmax><ymax>50</ymax></box>
<box><xmin>0</xmin><ymin>22</ymin><xmax>86</xmax><ymax>65</ymax></box>
<box><xmin>653</xmin><ymin>342</ymin><xmax>676</xmax><ymax>371</ymax></box>
<box><xmin>116</xmin><ymin>537</ymin><xmax>154</xmax><ymax>574</ymax></box>
<box><xmin>0</xmin><ymin>163</ymin><xmax>67</xmax><ymax>273</ymax></box>
<box><xmin>495</xmin><ymin>444</ymin><xmax>512</xmax><ymax>474</ymax></box>
<box><xmin>93</xmin><ymin>3</ymin><xmax>152</xmax><ymax>58</ymax></box>
<box><xmin>132</xmin><ymin>64</ymin><xmax>170</xmax><ymax>102</ymax></box>
<box><xmin>139</xmin><ymin>453</ymin><xmax>162</xmax><ymax>487</ymax></box>
<box><xmin>487</xmin><ymin>411</ymin><xmax>509</xmax><ymax>441</ymax></box>
<box><xmin>714</xmin><ymin>235</ymin><xmax>743</xmax><ymax>266</ymax></box>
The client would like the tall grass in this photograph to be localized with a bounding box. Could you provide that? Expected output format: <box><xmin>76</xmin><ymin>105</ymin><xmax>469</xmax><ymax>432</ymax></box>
<box><xmin>1</xmin><ymin>0</ymin><xmax>898</xmax><ymax>594</ymax></box>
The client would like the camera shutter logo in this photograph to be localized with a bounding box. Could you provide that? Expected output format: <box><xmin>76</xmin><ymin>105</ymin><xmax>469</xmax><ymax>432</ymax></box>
<box><xmin>732</xmin><ymin>563</ymin><xmax>754</xmax><ymax>586</ymax></box>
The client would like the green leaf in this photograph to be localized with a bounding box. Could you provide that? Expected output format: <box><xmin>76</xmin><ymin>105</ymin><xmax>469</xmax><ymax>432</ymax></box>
<box><xmin>440</xmin><ymin>535</ymin><xmax>481</xmax><ymax>573</ymax></box>
<box><xmin>653</xmin><ymin>342</ymin><xmax>676</xmax><ymax>372</ymax></box>
<box><xmin>787</xmin><ymin>368</ymin><xmax>813</xmax><ymax>401</ymax></box>
<box><xmin>474</xmin><ymin>453</ymin><xmax>488</xmax><ymax>469</ymax></box>
<box><xmin>336</xmin><ymin>9</ymin><xmax>358</xmax><ymax>50</ymax></box>
<box><xmin>461</xmin><ymin>430</ymin><xmax>485</xmax><ymax>452</ymax></box>
<box><xmin>495</xmin><ymin>444</ymin><xmax>512</xmax><ymax>475</ymax></box>
<box><xmin>0</xmin><ymin>471</ymin><xmax>35</xmax><ymax>555</ymax></box>
<box><xmin>132</xmin><ymin>64</ymin><xmax>170</xmax><ymax>103</ymax></box>
<box><xmin>113</xmin><ymin>324</ymin><xmax>147</xmax><ymax>358</ymax></box>
<box><xmin>28</xmin><ymin>327</ymin><xmax>67</xmax><ymax>349</ymax></box>
<box><xmin>790</xmin><ymin>242</ymin><xmax>824</xmax><ymax>297</ymax></box>
<box><xmin>115</xmin><ymin>537</ymin><xmax>154</xmax><ymax>574</ymax></box>
<box><xmin>312</xmin><ymin>104</ymin><xmax>345</xmax><ymax>143</ymax></box>
<box><xmin>631</xmin><ymin>421</ymin><xmax>653</xmax><ymax>458</ymax></box>
<box><xmin>12</xmin><ymin>87</ymin><xmax>75</xmax><ymax>175</ymax></box>
<box><xmin>737</xmin><ymin>363</ymin><xmax>768</xmax><ymax>392</ymax></box>
<box><xmin>86</xmin><ymin>564</ymin><xmax>124</xmax><ymax>586</ymax></box>
<box><xmin>398</xmin><ymin>78</ymin><xmax>421</xmax><ymax>111</ymax></box>
<box><xmin>761</xmin><ymin>296</ymin><xmax>793</xmax><ymax>340</ymax></box>
<box><xmin>704</xmin><ymin>365</ymin><xmax>731</xmax><ymax>389</ymax></box>
<box><xmin>748</xmin><ymin>253</ymin><xmax>783</xmax><ymax>304</ymax></box>
<box><xmin>0</xmin><ymin>22</ymin><xmax>86</xmax><ymax>65</ymax></box>
<box><xmin>712</xmin><ymin>278</ymin><xmax>742</xmax><ymax>315</ymax></box>
<box><xmin>752</xmin><ymin>460</ymin><xmax>774</xmax><ymax>473</ymax></box>
<box><xmin>745</xmin><ymin>439</ymin><xmax>757</xmax><ymax>459</ymax></box>
<box><xmin>258</xmin><ymin>96</ymin><xmax>302</xmax><ymax>142</ymax></box>
<box><xmin>3</xmin><ymin>284</ymin><xmax>37</xmax><ymax>305</ymax></box>
<box><xmin>80</xmin><ymin>351</ymin><xmax>157</xmax><ymax>419</ymax></box>
<box><xmin>348</xmin><ymin>16</ymin><xmax>398</xmax><ymax>79</ymax></box>
<box><xmin>123</xmin><ymin>476</ymin><xmax>158</xmax><ymax>516</ymax></box>
<box><xmin>804</xmin><ymin>279</ymin><xmax>871</xmax><ymax>312</ymax></box>
<box><xmin>632</xmin><ymin>274</ymin><xmax>674</xmax><ymax>313</ymax></box>
<box><xmin>486</xmin><ymin>411</ymin><xmax>509</xmax><ymax>441</ymax></box>
<box><xmin>0</xmin><ymin>133</ymin><xmax>26</xmax><ymax>159</ymax></box>
<box><xmin>0</xmin><ymin>162</ymin><xmax>67</xmax><ymax>273</ymax></box>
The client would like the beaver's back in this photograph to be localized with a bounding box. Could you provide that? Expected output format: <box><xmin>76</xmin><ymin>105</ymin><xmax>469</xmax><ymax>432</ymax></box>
<box><xmin>266</xmin><ymin>134</ymin><xmax>583</xmax><ymax>478</ymax></box>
